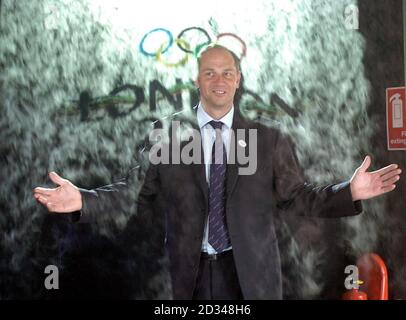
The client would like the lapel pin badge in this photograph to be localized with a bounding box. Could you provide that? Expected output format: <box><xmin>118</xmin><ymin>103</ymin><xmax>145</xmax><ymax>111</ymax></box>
<box><xmin>238</xmin><ymin>139</ymin><xmax>247</xmax><ymax>147</ymax></box>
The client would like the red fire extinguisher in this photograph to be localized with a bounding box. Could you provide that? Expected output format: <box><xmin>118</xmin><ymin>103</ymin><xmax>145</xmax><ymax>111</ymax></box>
<box><xmin>342</xmin><ymin>280</ymin><xmax>367</xmax><ymax>300</ymax></box>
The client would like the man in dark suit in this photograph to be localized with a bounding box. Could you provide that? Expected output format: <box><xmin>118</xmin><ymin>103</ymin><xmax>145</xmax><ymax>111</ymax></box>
<box><xmin>34</xmin><ymin>45</ymin><xmax>401</xmax><ymax>299</ymax></box>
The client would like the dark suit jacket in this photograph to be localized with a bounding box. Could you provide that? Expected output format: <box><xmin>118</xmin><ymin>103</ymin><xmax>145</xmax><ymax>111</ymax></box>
<box><xmin>78</xmin><ymin>107</ymin><xmax>362</xmax><ymax>299</ymax></box>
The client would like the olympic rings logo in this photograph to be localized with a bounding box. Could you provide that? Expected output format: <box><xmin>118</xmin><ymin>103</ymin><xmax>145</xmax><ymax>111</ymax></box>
<box><xmin>139</xmin><ymin>27</ymin><xmax>247</xmax><ymax>68</ymax></box>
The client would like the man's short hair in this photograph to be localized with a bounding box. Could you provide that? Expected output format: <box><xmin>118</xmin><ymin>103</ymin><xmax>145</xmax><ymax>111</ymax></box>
<box><xmin>197</xmin><ymin>44</ymin><xmax>241</xmax><ymax>72</ymax></box>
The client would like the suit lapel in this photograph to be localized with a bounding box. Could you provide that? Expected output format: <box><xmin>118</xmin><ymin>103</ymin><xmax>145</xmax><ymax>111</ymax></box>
<box><xmin>187</xmin><ymin>106</ymin><xmax>209</xmax><ymax>206</ymax></box>
<box><xmin>192</xmin><ymin>144</ymin><xmax>208</xmax><ymax>204</ymax></box>
<box><xmin>184</xmin><ymin>106</ymin><xmax>250</xmax><ymax>206</ymax></box>
<box><xmin>227</xmin><ymin>109</ymin><xmax>250</xmax><ymax>199</ymax></box>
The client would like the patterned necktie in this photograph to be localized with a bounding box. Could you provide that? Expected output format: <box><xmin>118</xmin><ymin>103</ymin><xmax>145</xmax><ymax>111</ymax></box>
<box><xmin>208</xmin><ymin>120</ymin><xmax>231</xmax><ymax>252</ymax></box>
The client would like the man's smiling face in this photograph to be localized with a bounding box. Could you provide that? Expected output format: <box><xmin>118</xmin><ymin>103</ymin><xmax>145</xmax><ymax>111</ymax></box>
<box><xmin>196</xmin><ymin>47</ymin><xmax>241</xmax><ymax>115</ymax></box>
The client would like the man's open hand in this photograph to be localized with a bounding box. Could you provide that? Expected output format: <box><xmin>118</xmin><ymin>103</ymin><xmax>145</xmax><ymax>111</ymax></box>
<box><xmin>33</xmin><ymin>172</ymin><xmax>82</xmax><ymax>213</ymax></box>
<box><xmin>350</xmin><ymin>155</ymin><xmax>401</xmax><ymax>201</ymax></box>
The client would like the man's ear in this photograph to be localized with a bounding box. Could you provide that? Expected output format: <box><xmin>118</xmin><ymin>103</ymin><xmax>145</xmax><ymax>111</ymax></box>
<box><xmin>194</xmin><ymin>78</ymin><xmax>199</xmax><ymax>89</ymax></box>
<box><xmin>236</xmin><ymin>72</ymin><xmax>241</xmax><ymax>88</ymax></box>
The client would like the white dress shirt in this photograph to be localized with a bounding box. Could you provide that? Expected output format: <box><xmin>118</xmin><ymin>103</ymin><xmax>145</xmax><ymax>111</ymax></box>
<box><xmin>196</xmin><ymin>102</ymin><xmax>234</xmax><ymax>254</ymax></box>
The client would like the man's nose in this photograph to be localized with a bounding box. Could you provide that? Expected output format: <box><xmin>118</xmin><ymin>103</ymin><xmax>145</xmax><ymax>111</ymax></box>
<box><xmin>212</xmin><ymin>74</ymin><xmax>226</xmax><ymax>83</ymax></box>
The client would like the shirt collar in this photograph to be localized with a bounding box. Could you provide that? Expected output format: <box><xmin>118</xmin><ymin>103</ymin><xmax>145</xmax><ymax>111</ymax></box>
<box><xmin>196</xmin><ymin>102</ymin><xmax>234</xmax><ymax>130</ymax></box>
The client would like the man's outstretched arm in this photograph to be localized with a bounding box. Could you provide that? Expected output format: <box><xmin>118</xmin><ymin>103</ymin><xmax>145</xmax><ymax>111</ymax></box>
<box><xmin>273</xmin><ymin>131</ymin><xmax>401</xmax><ymax>217</ymax></box>
<box><xmin>33</xmin><ymin>169</ymin><xmax>139</xmax><ymax>223</ymax></box>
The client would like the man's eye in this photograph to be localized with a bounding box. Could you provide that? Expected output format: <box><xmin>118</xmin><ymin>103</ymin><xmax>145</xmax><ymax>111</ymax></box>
<box><xmin>205</xmin><ymin>72</ymin><xmax>214</xmax><ymax>77</ymax></box>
